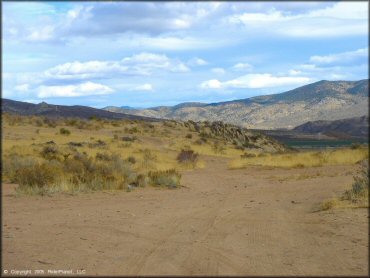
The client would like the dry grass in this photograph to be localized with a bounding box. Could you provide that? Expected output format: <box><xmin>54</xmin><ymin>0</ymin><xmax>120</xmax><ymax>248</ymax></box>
<box><xmin>318</xmin><ymin>160</ymin><xmax>369</xmax><ymax>211</ymax></box>
<box><xmin>229</xmin><ymin>148</ymin><xmax>369</xmax><ymax>169</ymax></box>
<box><xmin>1</xmin><ymin>114</ymin><xmax>219</xmax><ymax>195</ymax></box>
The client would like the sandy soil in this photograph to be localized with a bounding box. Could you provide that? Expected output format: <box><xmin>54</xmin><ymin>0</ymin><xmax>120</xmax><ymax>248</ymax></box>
<box><xmin>2</xmin><ymin>157</ymin><xmax>368</xmax><ymax>276</ymax></box>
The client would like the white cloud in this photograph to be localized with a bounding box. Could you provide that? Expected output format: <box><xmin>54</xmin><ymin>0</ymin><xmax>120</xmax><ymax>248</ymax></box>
<box><xmin>187</xmin><ymin>57</ymin><xmax>208</xmax><ymax>66</ymax></box>
<box><xmin>201</xmin><ymin>73</ymin><xmax>310</xmax><ymax>89</ymax></box>
<box><xmin>309</xmin><ymin>48</ymin><xmax>368</xmax><ymax>65</ymax></box>
<box><xmin>200</xmin><ymin>79</ymin><xmax>223</xmax><ymax>89</ymax></box>
<box><xmin>227</xmin><ymin>2</ymin><xmax>368</xmax><ymax>38</ymax></box>
<box><xmin>211</xmin><ymin>67</ymin><xmax>226</xmax><ymax>75</ymax></box>
<box><xmin>44</xmin><ymin>52</ymin><xmax>189</xmax><ymax>81</ymax></box>
<box><xmin>288</xmin><ymin>69</ymin><xmax>302</xmax><ymax>76</ymax></box>
<box><xmin>232</xmin><ymin>63</ymin><xmax>253</xmax><ymax>71</ymax></box>
<box><xmin>37</xmin><ymin>81</ymin><xmax>113</xmax><ymax>98</ymax></box>
<box><xmin>26</xmin><ymin>26</ymin><xmax>55</xmax><ymax>42</ymax></box>
<box><xmin>15</xmin><ymin>84</ymin><xmax>30</xmax><ymax>92</ymax></box>
<box><xmin>132</xmin><ymin>84</ymin><xmax>153</xmax><ymax>91</ymax></box>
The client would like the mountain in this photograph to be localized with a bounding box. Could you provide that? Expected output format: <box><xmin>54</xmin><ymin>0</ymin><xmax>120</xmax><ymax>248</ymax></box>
<box><xmin>293</xmin><ymin>115</ymin><xmax>369</xmax><ymax>139</ymax></box>
<box><xmin>1</xmin><ymin>99</ymin><xmax>159</xmax><ymax>121</ymax></box>
<box><xmin>104</xmin><ymin>80</ymin><xmax>369</xmax><ymax>129</ymax></box>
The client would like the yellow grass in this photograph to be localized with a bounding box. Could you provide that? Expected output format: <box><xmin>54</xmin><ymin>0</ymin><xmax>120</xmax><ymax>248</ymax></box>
<box><xmin>229</xmin><ymin>148</ymin><xmax>369</xmax><ymax>169</ymax></box>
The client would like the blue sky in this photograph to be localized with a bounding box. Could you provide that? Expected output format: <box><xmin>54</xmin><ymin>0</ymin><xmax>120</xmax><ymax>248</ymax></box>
<box><xmin>2</xmin><ymin>1</ymin><xmax>369</xmax><ymax>108</ymax></box>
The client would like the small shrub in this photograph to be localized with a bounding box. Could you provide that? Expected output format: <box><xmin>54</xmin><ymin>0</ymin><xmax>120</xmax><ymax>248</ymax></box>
<box><xmin>95</xmin><ymin>152</ymin><xmax>112</xmax><ymax>161</ymax></box>
<box><xmin>68</xmin><ymin>141</ymin><xmax>84</xmax><ymax>147</ymax></box>
<box><xmin>148</xmin><ymin>169</ymin><xmax>181</xmax><ymax>188</ymax></box>
<box><xmin>43</xmin><ymin>117</ymin><xmax>57</xmax><ymax>128</ymax></box>
<box><xmin>212</xmin><ymin>142</ymin><xmax>226</xmax><ymax>154</ymax></box>
<box><xmin>133</xmin><ymin>174</ymin><xmax>150</xmax><ymax>187</ymax></box>
<box><xmin>127</xmin><ymin>156</ymin><xmax>136</xmax><ymax>164</ymax></box>
<box><xmin>343</xmin><ymin>160</ymin><xmax>369</xmax><ymax>203</ymax></box>
<box><xmin>241</xmin><ymin>153</ymin><xmax>257</xmax><ymax>159</ymax></box>
<box><xmin>185</xmin><ymin>133</ymin><xmax>193</xmax><ymax>139</ymax></box>
<box><xmin>60</xmin><ymin>128</ymin><xmax>71</xmax><ymax>135</ymax></box>
<box><xmin>177</xmin><ymin>149</ymin><xmax>199</xmax><ymax>164</ymax></box>
<box><xmin>121</xmin><ymin>136</ymin><xmax>137</xmax><ymax>142</ymax></box>
<box><xmin>320</xmin><ymin>198</ymin><xmax>338</xmax><ymax>211</ymax></box>
<box><xmin>141</xmin><ymin>149</ymin><xmax>157</xmax><ymax>168</ymax></box>
<box><xmin>40</xmin><ymin>145</ymin><xmax>60</xmax><ymax>160</ymax></box>
<box><xmin>351</xmin><ymin>143</ymin><xmax>361</xmax><ymax>150</ymax></box>
<box><xmin>15</xmin><ymin>162</ymin><xmax>62</xmax><ymax>190</ymax></box>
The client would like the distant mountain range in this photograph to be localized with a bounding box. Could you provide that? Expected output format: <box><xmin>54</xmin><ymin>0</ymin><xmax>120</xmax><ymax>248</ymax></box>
<box><xmin>104</xmin><ymin>79</ymin><xmax>369</xmax><ymax>129</ymax></box>
<box><xmin>1</xmin><ymin>98</ymin><xmax>158</xmax><ymax>121</ymax></box>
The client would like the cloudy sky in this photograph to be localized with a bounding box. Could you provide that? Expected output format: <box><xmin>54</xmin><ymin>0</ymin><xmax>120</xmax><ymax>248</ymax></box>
<box><xmin>3</xmin><ymin>1</ymin><xmax>369</xmax><ymax>108</ymax></box>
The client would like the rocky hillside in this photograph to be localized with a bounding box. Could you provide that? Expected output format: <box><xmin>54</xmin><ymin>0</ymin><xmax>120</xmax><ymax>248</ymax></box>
<box><xmin>104</xmin><ymin>80</ymin><xmax>369</xmax><ymax>129</ymax></box>
<box><xmin>293</xmin><ymin>116</ymin><xmax>369</xmax><ymax>139</ymax></box>
<box><xmin>175</xmin><ymin>120</ymin><xmax>287</xmax><ymax>153</ymax></box>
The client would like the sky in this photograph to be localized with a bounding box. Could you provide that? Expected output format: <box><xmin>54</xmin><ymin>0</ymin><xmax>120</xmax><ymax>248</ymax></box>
<box><xmin>2</xmin><ymin>1</ymin><xmax>369</xmax><ymax>108</ymax></box>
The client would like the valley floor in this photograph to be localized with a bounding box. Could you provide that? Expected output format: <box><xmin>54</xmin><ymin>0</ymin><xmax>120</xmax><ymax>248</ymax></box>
<box><xmin>2</xmin><ymin>156</ymin><xmax>368</xmax><ymax>276</ymax></box>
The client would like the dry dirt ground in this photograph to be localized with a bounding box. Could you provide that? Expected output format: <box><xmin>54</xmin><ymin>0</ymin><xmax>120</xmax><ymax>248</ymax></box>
<box><xmin>2</xmin><ymin>156</ymin><xmax>368</xmax><ymax>276</ymax></box>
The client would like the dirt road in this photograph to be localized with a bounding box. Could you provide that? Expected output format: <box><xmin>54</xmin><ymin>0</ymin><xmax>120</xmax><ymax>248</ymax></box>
<box><xmin>2</xmin><ymin>157</ymin><xmax>368</xmax><ymax>276</ymax></box>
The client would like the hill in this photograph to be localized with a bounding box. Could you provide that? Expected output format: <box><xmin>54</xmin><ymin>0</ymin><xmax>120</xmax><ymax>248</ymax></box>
<box><xmin>104</xmin><ymin>79</ymin><xmax>369</xmax><ymax>129</ymax></box>
<box><xmin>1</xmin><ymin>99</ymin><xmax>158</xmax><ymax>121</ymax></box>
<box><xmin>293</xmin><ymin>116</ymin><xmax>369</xmax><ymax>139</ymax></box>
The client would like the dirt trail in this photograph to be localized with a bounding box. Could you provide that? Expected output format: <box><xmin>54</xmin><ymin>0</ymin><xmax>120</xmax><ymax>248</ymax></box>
<box><xmin>2</xmin><ymin>157</ymin><xmax>368</xmax><ymax>276</ymax></box>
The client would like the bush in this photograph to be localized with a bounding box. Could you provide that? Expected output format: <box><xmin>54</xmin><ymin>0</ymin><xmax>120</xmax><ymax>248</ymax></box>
<box><xmin>43</xmin><ymin>117</ymin><xmax>57</xmax><ymax>128</ymax></box>
<box><xmin>320</xmin><ymin>198</ymin><xmax>338</xmax><ymax>211</ymax></box>
<box><xmin>127</xmin><ymin>156</ymin><xmax>136</xmax><ymax>164</ymax></box>
<box><xmin>177</xmin><ymin>149</ymin><xmax>199</xmax><ymax>164</ymax></box>
<box><xmin>343</xmin><ymin>160</ymin><xmax>369</xmax><ymax>203</ymax></box>
<box><xmin>121</xmin><ymin>136</ymin><xmax>137</xmax><ymax>142</ymax></box>
<box><xmin>2</xmin><ymin>154</ymin><xmax>38</xmax><ymax>183</ymax></box>
<box><xmin>15</xmin><ymin>162</ymin><xmax>62</xmax><ymax>190</ymax></box>
<box><xmin>60</xmin><ymin>128</ymin><xmax>71</xmax><ymax>135</ymax></box>
<box><xmin>141</xmin><ymin>149</ymin><xmax>157</xmax><ymax>168</ymax></box>
<box><xmin>148</xmin><ymin>169</ymin><xmax>181</xmax><ymax>188</ymax></box>
<box><xmin>185</xmin><ymin>133</ymin><xmax>193</xmax><ymax>139</ymax></box>
<box><xmin>40</xmin><ymin>145</ymin><xmax>60</xmax><ymax>160</ymax></box>
<box><xmin>212</xmin><ymin>142</ymin><xmax>226</xmax><ymax>154</ymax></box>
<box><xmin>240</xmin><ymin>153</ymin><xmax>257</xmax><ymax>159</ymax></box>
<box><xmin>133</xmin><ymin>174</ymin><xmax>150</xmax><ymax>187</ymax></box>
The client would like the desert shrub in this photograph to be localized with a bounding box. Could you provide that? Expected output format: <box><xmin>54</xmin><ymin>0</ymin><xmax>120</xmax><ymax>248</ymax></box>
<box><xmin>124</xmin><ymin>126</ymin><xmax>139</xmax><ymax>134</ymax></box>
<box><xmin>88</xmin><ymin>139</ymin><xmax>107</xmax><ymax>148</ymax></box>
<box><xmin>121</xmin><ymin>136</ymin><xmax>137</xmax><ymax>142</ymax></box>
<box><xmin>40</xmin><ymin>145</ymin><xmax>60</xmax><ymax>160</ymax></box>
<box><xmin>141</xmin><ymin>149</ymin><xmax>157</xmax><ymax>168</ymax></box>
<box><xmin>343</xmin><ymin>160</ymin><xmax>369</xmax><ymax>203</ymax></box>
<box><xmin>60</xmin><ymin>128</ymin><xmax>71</xmax><ymax>135</ymax></box>
<box><xmin>351</xmin><ymin>143</ymin><xmax>362</xmax><ymax>150</ymax></box>
<box><xmin>111</xmin><ymin>121</ymin><xmax>120</xmax><ymax>127</ymax></box>
<box><xmin>148</xmin><ymin>169</ymin><xmax>181</xmax><ymax>188</ymax></box>
<box><xmin>185</xmin><ymin>133</ymin><xmax>193</xmax><ymax>139</ymax></box>
<box><xmin>68</xmin><ymin>141</ymin><xmax>84</xmax><ymax>147</ymax></box>
<box><xmin>163</xmin><ymin>121</ymin><xmax>176</xmax><ymax>128</ymax></box>
<box><xmin>15</xmin><ymin>162</ymin><xmax>63</xmax><ymax>190</ymax></box>
<box><xmin>195</xmin><ymin>138</ymin><xmax>207</xmax><ymax>145</ymax></box>
<box><xmin>2</xmin><ymin>154</ymin><xmax>38</xmax><ymax>182</ymax></box>
<box><xmin>199</xmin><ymin>131</ymin><xmax>210</xmax><ymax>138</ymax></box>
<box><xmin>177</xmin><ymin>149</ymin><xmax>199</xmax><ymax>164</ymax></box>
<box><xmin>118</xmin><ymin>142</ymin><xmax>132</xmax><ymax>148</ymax></box>
<box><xmin>241</xmin><ymin>153</ymin><xmax>257</xmax><ymax>159</ymax></box>
<box><xmin>133</xmin><ymin>174</ymin><xmax>150</xmax><ymax>187</ymax></box>
<box><xmin>127</xmin><ymin>156</ymin><xmax>137</xmax><ymax>164</ymax></box>
<box><xmin>43</xmin><ymin>117</ymin><xmax>57</xmax><ymax>128</ymax></box>
<box><xmin>95</xmin><ymin>152</ymin><xmax>111</xmax><ymax>161</ymax></box>
<box><xmin>212</xmin><ymin>142</ymin><xmax>226</xmax><ymax>154</ymax></box>
<box><xmin>319</xmin><ymin>198</ymin><xmax>338</xmax><ymax>211</ymax></box>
